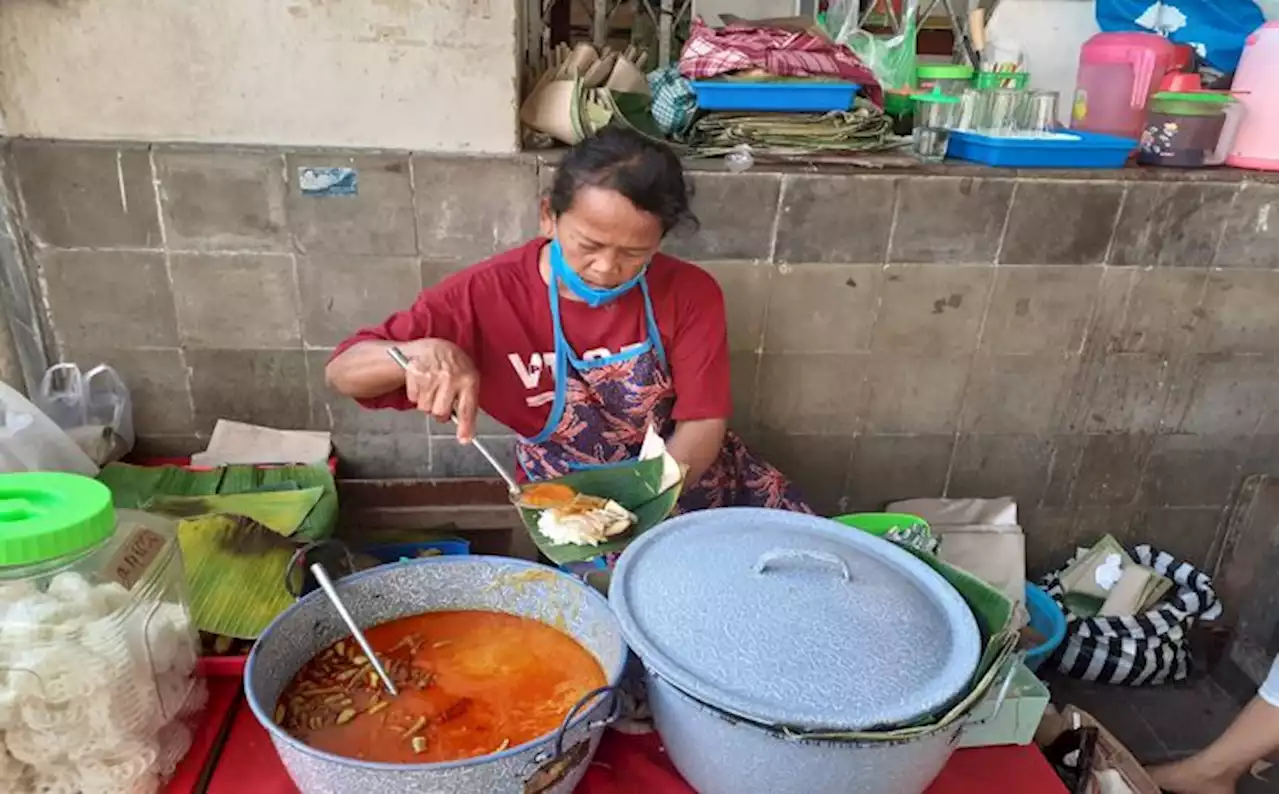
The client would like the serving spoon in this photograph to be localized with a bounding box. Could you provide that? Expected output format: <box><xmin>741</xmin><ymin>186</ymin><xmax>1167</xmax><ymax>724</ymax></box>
<box><xmin>386</xmin><ymin>346</ymin><xmax>522</xmax><ymax>500</ymax></box>
<box><xmin>310</xmin><ymin>562</ymin><xmax>399</xmax><ymax>697</ymax></box>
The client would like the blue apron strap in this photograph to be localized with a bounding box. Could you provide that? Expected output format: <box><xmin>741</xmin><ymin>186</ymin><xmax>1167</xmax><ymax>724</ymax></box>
<box><xmin>521</xmin><ymin>270</ymin><xmax>571</xmax><ymax>446</ymax></box>
<box><xmin>520</xmin><ymin>271</ymin><xmax>666</xmax><ymax>446</ymax></box>
<box><xmin>639</xmin><ymin>279</ymin><xmax>668</xmax><ymax>373</ymax></box>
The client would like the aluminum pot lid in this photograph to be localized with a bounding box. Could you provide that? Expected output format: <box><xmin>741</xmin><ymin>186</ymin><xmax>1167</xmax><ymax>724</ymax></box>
<box><xmin>608</xmin><ymin>507</ymin><xmax>981</xmax><ymax>732</ymax></box>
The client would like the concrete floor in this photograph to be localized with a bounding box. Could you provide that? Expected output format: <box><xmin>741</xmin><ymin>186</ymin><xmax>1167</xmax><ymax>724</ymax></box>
<box><xmin>1045</xmin><ymin>671</ymin><xmax>1277</xmax><ymax>794</ymax></box>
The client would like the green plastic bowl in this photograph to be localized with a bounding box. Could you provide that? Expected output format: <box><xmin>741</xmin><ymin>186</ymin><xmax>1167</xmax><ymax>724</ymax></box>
<box><xmin>832</xmin><ymin>512</ymin><xmax>929</xmax><ymax>537</ymax></box>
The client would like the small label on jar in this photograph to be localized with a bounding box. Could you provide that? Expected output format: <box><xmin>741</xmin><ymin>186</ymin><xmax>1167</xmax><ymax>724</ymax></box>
<box><xmin>108</xmin><ymin>528</ymin><xmax>167</xmax><ymax>589</ymax></box>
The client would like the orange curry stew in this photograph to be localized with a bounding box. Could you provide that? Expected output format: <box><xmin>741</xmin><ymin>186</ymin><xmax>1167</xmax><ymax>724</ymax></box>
<box><xmin>275</xmin><ymin>610</ymin><xmax>606</xmax><ymax>763</ymax></box>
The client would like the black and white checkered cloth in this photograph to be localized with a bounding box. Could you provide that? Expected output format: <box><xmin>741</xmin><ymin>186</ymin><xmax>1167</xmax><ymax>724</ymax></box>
<box><xmin>1040</xmin><ymin>545</ymin><xmax>1223</xmax><ymax>686</ymax></box>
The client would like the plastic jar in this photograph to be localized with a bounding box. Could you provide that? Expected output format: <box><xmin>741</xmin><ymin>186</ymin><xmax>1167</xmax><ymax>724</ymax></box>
<box><xmin>917</xmin><ymin>63</ymin><xmax>974</xmax><ymax>95</ymax></box>
<box><xmin>1139</xmin><ymin>91</ymin><xmax>1243</xmax><ymax>167</ymax></box>
<box><xmin>0</xmin><ymin>472</ymin><xmax>205</xmax><ymax>794</ymax></box>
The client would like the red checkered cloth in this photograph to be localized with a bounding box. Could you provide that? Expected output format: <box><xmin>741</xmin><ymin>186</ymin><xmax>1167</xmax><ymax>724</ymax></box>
<box><xmin>678</xmin><ymin>19</ymin><xmax>883</xmax><ymax>107</ymax></box>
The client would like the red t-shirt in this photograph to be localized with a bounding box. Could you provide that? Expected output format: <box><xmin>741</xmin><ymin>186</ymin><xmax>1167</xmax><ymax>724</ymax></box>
<box><xmin>332</xmin><ymin>239</ymin><xmax>731</xmax><ymax>438</ymax></box>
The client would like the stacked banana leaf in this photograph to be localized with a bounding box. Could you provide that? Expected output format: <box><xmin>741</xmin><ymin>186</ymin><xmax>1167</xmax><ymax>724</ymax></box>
<box><xmin>98</xmin><ymin>463</ymin><xmax>338</xmax><ymax>639</ymax></box>
<box><xmin>689</xmin><ymin>96</ymin><xmax>900</xmax><ymax>156</ymax></box>
<box><xmin>521</xmin><ymin>43</ymin><xmax>674</xmax><ymax>148</ymax></box>
<box><xmin>519</xmin><ymin>455</ymin><xmax>683</xmax><ymax>568</ymax></box>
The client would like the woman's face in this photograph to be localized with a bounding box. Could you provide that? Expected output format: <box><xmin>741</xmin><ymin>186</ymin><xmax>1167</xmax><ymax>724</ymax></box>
<box><xmin>540</xmin><ymin>186</ymin><xmax>664</xmax><ymax>289</ymax></box>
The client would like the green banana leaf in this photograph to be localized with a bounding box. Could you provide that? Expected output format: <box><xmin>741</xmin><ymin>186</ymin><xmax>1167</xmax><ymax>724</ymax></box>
<box><xmin>98</xmin><ymin>464</ymin><xmax>224</xmax><ymax>509</ymax></box>
<box><xmin>142</xmin><ymin>488</ymin><xmax>324</xmax><ymax>537</ymax></box>
<box><xmin>251</xmin><ymin>465</ymin><xmax>339</xmax><ymax>542</ymax></box>
<box><xmin>178</xmin><ymin>514</ymin><xmax>297</xmax><ymax>639</ymax></box>
<box><xmin>99</xmin><ymin>461</ymin><xmax>341</xmax><ymax>641</ymax></box>
<box><xmin>519</xmin><ymin>457</ymin><xmax>681</xmax><ymax>565</ymax></box>
<box><xmin>99</xmin><ymin>463</ymin><xmax>338</xmax><ymax>541</ymax></box>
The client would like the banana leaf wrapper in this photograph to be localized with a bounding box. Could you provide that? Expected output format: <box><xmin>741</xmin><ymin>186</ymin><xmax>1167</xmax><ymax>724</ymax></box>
<box><xmin>520</xmin><ymin>456</ymin><xmax>683</xmax><ymax>566</ymax></box>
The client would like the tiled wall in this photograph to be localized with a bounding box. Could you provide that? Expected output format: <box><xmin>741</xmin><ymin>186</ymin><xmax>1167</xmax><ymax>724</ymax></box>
<box><xmin>1</xmin><ymin>139</ymin><xmax>1276</xmax><ymax>573</ymax></box>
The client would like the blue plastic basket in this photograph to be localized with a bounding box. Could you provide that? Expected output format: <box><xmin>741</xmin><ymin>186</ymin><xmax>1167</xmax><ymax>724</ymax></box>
<box><xmin>1023</xmin><ymin>582</ymin><xmax>1067</xmax><ymax>672</ymax></box>
<box><xmin>946</xmin><ymin>129</ymin><xmax>1137</xmax><ymax>169</ymax></box>
<box><xmin>691</xmin><ymin>81</ymin><xmax>861</xmax><ymax>112</ymax></box>
<box><xmin>363</xmin><ymin>538</ymin><xmax>471</xmax><ymax>564</ymax></box>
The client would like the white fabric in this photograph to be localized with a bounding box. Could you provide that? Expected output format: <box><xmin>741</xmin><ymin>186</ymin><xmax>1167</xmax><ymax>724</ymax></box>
<box><xmin>1260</xmin><ymin>655</ymin><xmax>1280</xmax><ymax>707</ymax></box>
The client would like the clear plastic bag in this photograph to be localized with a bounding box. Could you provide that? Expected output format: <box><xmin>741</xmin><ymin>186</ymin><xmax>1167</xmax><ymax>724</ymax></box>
<box><xmin>0</xmin><ymin>380</ymin><xmax>99</xmax><ymax>475</ymax></box>
<box><xmin>34</xmin><ymin>363</ymin><xmax>134</xmax><ymax>466</ymax></box>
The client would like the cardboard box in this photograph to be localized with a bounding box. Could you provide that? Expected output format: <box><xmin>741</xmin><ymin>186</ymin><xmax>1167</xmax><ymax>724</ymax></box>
<box><xmin>1035</xmin><ymin>704</ymin><xmax>1161</xmax><ymax>794</ymax></box>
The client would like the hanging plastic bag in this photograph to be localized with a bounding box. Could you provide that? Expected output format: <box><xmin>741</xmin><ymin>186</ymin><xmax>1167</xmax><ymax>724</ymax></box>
<box><xmin>1040</xmin><ymin>544</ymin><xmax>1222</xmax><ymax>686</ymax></box>
<box><xmin>34</xmin><ymin>363</ymin><xmax>135</xmax><ymax>466</ymax></box>
<box><xmin>1096</xmin><ymin>0</ymin><xmax>1265</xmax><ymax>73</ymax></box>
<box><xmin>0</xmin><ymin>380</ymin><xmax>99</xmax><ymax>475</ymax></box>
<box><xmin>827</xmin><ymin>0</ymin><xmax>921</xmax><ymax>92</ymax></box>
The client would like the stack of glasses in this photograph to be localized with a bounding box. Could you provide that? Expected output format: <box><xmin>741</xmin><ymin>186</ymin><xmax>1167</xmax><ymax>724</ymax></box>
<box><xmin>911</xmin><ymin>88</ymin><xmax>1061</xmax><ymax>163</ymax></box>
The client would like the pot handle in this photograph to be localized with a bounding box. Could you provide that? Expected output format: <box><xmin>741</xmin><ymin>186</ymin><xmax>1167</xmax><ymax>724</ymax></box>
<box><xmin>753</xmin><ymin>548</ymin><xmax>850</xmax><ymax>581</ymax></box>
<box><xmin>547</xmin><ymin>684</ymin><xmax>623</xmax><ymax>759</ymax></box>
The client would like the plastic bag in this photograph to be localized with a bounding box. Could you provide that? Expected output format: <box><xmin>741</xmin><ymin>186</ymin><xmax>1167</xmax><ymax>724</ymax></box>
<box><xmin>0</xmin><ymin>380</ymin><xmax>99</xmax><ymax>475</ymax></box>
<box><xmin>34</xmin><ymin>363</ymin><xmax>135</xmax><ymax>466</ymax></box>
<box><xmin>1096</xmin><ymin>0</ymin><xmax>1265</xmax><ymax>73</ymax></box>
<box><xmin>827</xmin><ymin>0</ymin><xmax>920</xmax><ymax>91</ymax></box>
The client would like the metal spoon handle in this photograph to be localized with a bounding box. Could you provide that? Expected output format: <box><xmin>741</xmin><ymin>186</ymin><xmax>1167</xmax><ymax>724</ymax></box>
<box><xmin>385</xmin><ymin>346</ymin><xmax>521</xmax><ymax>498</ymax></box>
<box><xmin>309</xmin><ymin>563</ymin><xmax>398</xmax><ymax>697</ymax></box>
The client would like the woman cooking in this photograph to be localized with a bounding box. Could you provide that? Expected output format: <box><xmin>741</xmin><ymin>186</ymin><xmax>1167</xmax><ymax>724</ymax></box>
<box><xmin>326</xmin><ymin>127</ymin><xmax>810</xmax><ymax>536</ymax></box>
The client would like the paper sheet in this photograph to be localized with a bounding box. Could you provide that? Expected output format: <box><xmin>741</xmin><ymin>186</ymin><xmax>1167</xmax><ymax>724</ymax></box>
<box><xmin>191</xmin><ymin>420</ymin><xmax>331</xmax><ymax>466</ymax></box>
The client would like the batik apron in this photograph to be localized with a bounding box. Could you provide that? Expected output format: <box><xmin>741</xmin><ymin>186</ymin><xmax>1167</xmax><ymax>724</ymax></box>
<box><xmin>514</xmin><ymin>248</ymin><xmax>811</xmax><ymax>577</ymax></box>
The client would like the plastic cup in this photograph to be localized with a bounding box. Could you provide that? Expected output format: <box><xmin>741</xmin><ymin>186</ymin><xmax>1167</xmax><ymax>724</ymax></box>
<box><xmin>911</xmin><ymin>91</ymin><xmax>960</xmax><ymax>163</ymax></box>
<box><xmin>984</xmin><ymin>89</ymin><xmax>1025</xmax><ymax>136</ymax></box>
<box><xmin>956</xmin><ymin>88</ymin><xmax>987</xmax><ymax>132</ymax></box>
<box><xmin>1020</xmin><ymin>90</ymin><xmax>1060</xmax><ymax>137</ymax></box>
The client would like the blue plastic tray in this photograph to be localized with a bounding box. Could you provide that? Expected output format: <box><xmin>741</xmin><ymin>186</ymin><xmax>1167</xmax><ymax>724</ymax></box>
<box><xmin>691</xmin><ymin>81</ymin><xmax>861</xmax><ymax>112</ymax></box>
<box><xmin>946</xmin><ymin>129</ymin><xmax>1137</xmax><ymax>169</ymax></box>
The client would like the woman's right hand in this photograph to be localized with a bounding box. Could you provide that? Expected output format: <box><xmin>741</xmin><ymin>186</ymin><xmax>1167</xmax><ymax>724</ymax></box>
<box><xmin>400</xmin><ymin>339</ymin><xmax>480</xmax><ymax>443</ymax></box>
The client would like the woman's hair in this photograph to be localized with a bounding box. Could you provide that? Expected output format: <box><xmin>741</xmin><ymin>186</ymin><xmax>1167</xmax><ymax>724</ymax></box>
<box><xmin>549</xmin><ymin>127</ymin><xmax>698</xmax><ymax>235</ymax></box>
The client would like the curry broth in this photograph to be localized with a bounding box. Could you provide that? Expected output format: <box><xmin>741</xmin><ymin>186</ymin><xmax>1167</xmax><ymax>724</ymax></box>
<box><xmin>276</xmin><ymin>610</ymin><xmax>606</xmax><ymax>764</ymax></box>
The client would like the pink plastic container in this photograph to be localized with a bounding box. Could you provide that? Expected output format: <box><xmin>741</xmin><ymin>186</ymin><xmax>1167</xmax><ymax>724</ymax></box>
<box><xmin>1227</xmin><ymin>21</ymin><xmax>1279</xmax><ymax>171</ymax></box>
<box><xmin>1071</xmin><ymin>32</ymin><xmax>1180</xmax><ymax>140</ymax></box>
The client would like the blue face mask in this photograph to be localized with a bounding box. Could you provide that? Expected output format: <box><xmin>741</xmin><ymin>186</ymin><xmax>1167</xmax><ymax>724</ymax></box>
<box><xmin>549</xmin><ymin>237</ymin><xmax>647</xmax><ymax>308</ymax></box>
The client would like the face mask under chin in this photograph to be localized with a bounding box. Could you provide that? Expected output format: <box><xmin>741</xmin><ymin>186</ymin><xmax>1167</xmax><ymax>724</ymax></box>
<box><xmin>550</xmin><ymin>237</ymin><xmax>648</xmax><ymax>308</ymax></box>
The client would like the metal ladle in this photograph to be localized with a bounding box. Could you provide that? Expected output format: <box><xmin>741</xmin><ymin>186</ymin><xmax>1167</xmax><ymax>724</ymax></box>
<box><xmin>386</xmin><ymin>346</ymin><xmax>522</xmax><ymax>500</ymax></box>
<box><xmin>309</xmin><ymin>562</ymin><xmax>398</xmax><ymax>697</ymax></box>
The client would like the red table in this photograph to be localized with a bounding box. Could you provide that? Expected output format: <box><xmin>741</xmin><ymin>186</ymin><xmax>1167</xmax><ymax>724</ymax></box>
<box><xmin>168</xmin><ymin>682</ymin><xmax>1066</xmax><ymax>794</ymax></box>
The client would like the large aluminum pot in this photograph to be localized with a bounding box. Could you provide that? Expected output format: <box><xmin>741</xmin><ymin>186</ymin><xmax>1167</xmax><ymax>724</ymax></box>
<box><xmin>245</xmin><ymin>556</ymin><xmax>627</xmax><ymax>794</ymax></box>
<box><xmin>610</xmin><ymin>507</ymin><xmax>985</xmax><ymax>794</ymax></box>
<box><xmin>646</xmin><ymin>670</ymin><xmax>963</xmax><ymax>794</ymax></box>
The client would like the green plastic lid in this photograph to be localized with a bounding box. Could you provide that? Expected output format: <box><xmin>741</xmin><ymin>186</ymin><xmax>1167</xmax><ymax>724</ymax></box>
<box><xmin>0</xmin><ymin>473</ymin><xmax>116</xmax><ymax>567</ymax></box>
<box><xmin>917</xmin><ymin>63</ymin><xmax>974</xmax><ymax>80</ymax></box>
<box><xmin>911</xmin><ymin>86</ymin><xmax>961</xmax><ymax>104</ymax></box>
